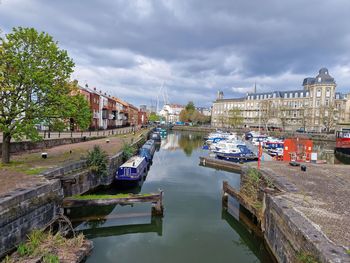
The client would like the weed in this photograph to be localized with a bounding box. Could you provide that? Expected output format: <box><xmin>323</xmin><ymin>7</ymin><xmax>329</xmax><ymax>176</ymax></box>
<box><xmin>72</xmin><ymin>193</ymin><xmax>152</xmax><ymax>200</ymax></box>
<box><xmin>296</xmin><ymin>251</ymin><xmax>319</xmax><ymax>263</ymax></box>
<box><xmin>86</xmin><ymin>145</ymin><xmax>109</xmax><ymax>177</ymax></box>
<box><xmin>43</xmin><ymin>253</ymin><xmax>59</xmax><ymax>263</ymax></box>
<box><xmin>17</xmin><ymin>243</ymin><xmax>30</xmax><ymax>256</ymax></box>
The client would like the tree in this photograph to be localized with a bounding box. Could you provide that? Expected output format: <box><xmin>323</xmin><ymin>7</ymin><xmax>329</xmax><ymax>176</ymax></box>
<box><xmin>185</xmin><ymin>101</ymin><xmax>195</xmax><ymax>112</ymax></box>
<box><xmin>149</xmin><ymin>112</ymin><xmax>160</xmax><ymax>122</ymax></box>
<box><xmin>0</xmin><ymin>27</ymin><xmax>75</xmax><ymax>163</ymax></box>
<box><xmin>320</xmin><ymin>103</ymin><xmax>338</xmax><ymax>132</ymax></box>
<box><xmin>227</xmin><ymin>108</ymin><xmax>243</xmax><ymax>128</ymax></box>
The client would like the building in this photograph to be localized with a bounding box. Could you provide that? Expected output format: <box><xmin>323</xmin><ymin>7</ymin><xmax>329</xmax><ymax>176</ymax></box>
<box><xmin>126</xmin><ymin>103</ymin><xmax>139</xmax><ymax>127</ymax></box>
<box><xmin>159</xmin><ymin>104</ymin><xmax>184</xmax><ymax>123</ymax></box>
<box><xmin>138</xmin><ymin>110</ymin><xmax>148</xmax><ymax>126</ymax></box>
<box><xmin>211</xmin><ymin>68</ymin><xmax>350</xmax><ymax>132</ymax></box>
<box><xmin>196</xmin><ymin>107</ymin><xmax>212</xmax><ymax>117</ymax></box>
<box><xmin>89</xmin><ymin>87</ymin><xmax>100</xmax><ymax>130</ymax></box>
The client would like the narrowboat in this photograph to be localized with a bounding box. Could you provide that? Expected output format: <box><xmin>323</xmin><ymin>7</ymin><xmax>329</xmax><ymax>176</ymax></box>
<box><xmin>139</xmin><ymin>139</ymin><xmax>156</xmax><ymax>163</ymax></box>
<box><xmin>151</xmin><ymin>132</ymin><xmax>161</xmax><ymax>142</ymax></box>
<box><xmin>116</xmin><ymin>156</ymin><xmax>148</xmax><ymax>182</ymax></box>
<box><xmin>335</xmin><ymin>129</ymin><xmax>350</xmax><ymax>156</ymax></box>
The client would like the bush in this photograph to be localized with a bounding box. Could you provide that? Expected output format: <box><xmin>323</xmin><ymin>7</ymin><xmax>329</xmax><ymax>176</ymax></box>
<box><xmin>122</xmin><ymin>143</ymin><xmax>136</xmax><ymax>160</ymax></box>
<box><xmin>86</xmin><ymin>145</ymin><xmax>109</xmax><ymax>177</ymax></box>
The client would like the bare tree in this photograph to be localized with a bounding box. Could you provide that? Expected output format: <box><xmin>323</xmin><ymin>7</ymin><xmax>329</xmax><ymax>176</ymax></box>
<box><xmin>320</xmin><ymin>103</ymin><xmax>338</xmax><ymax>132</ymax></box>
<box><xmin>227</xmin><ymin>108</ymin><xmax>244</xmax><ymax>128</ymax></box>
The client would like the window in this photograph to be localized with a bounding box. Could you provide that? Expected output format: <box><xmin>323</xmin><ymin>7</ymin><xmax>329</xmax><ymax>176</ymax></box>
<box><xmin>300</xmin><ymin>93</ymin><xmax>303</xmax><ymax>98</ymax></box>
<box><xmin>289</xmin><ymin>93</ymin><xmax>292</xmax><ymax>98</ymax></box>
<box><xmin>326</xmin><ymin>88</ymin><xmax>330</xmax><ymax>97</ymax></box>
<box><xmin>316</xmin><ymin>89</ymin><xmax>321</xmax><ymax>97</ymax></box>
<box><xmin>295</xmin><ymin>92</ymin><xmax>298</xmax><ymax>98</ymax></box>
<box><xmin>325</xmin><ymin>99</ymin><xmax>329</xmax><ymax>106</ymax></box>
<box><xmin>284</xmin><ymin>93</ymin><xmax>287</xmax><ymax>98</ymax></box>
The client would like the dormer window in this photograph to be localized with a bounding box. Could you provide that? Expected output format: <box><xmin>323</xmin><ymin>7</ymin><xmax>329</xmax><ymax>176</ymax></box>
<box><xmin>318</xmin><ymin>77</ymin><xmax>321</xmax><ymax>82</ymax></box>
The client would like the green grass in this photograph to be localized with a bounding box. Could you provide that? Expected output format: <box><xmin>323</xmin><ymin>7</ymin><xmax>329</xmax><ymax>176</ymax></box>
<box><xmin>296</xmin><ymin>252</ymin><xmax>319</xmax><ymax>263</ymax></box>
<box><xmin>72</xmin><ymin>193</ymin><xmax>153</xmax><ymax>200</ymax></box>
<box><xmin>346</xmin><ymin>249</ymin><xmax>350</xmax><ymax>255</ymax></box>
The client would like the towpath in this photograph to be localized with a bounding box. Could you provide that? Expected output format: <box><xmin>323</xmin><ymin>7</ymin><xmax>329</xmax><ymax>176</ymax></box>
<box><xmin>0</xmin><ymin>129</ymin><xmax>149</xmax><ymax>197</ymax></box>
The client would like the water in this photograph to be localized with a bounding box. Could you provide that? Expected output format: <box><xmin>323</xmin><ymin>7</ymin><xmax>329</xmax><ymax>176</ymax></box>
<box><xmin>70</xmin><ymin>131</ymin><xmax>274</xmax><ymax>263</ymax></box>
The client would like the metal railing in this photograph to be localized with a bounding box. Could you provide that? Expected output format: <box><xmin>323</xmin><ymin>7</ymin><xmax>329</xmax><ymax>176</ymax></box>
<box><xmin>0</xmin><ymin>126</ymin><xmax>142</xmax><ymax>142</ymax></box>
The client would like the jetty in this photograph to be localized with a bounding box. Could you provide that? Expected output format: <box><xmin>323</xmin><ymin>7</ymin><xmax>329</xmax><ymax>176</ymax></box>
<box><xmin>63</xmin><ymin>191</ymin><xmax>164</xmax><ymax>216</ymax></box>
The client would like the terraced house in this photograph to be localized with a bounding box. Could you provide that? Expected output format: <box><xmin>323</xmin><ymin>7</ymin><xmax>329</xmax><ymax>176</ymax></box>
<box><xmin>211</xmin><ymin>68</ymin><xmax>350</xmax><ymax>131</ymax></box>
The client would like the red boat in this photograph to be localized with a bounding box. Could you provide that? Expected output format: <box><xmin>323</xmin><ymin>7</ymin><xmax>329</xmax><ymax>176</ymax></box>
<box><xmin>335</xmin><ymin>129</ymin><xmax>350</xmax><ymax>156</ymax></box>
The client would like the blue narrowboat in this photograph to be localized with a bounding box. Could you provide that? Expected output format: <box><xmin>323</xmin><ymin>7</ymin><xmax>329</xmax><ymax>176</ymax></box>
<box><xmin>151</xmin><ymin>132</ymin><xmax>161</xmax><ymax>142</ymax></box>
<box><xmin>139</xmin><ymin>139</ymin><xmax>156</xmax><ymax>163</ymax></box>
<box><xmin>116</xmin><ymin>156</ymin><xmax>148</xmax><ymax>181</ymax></box>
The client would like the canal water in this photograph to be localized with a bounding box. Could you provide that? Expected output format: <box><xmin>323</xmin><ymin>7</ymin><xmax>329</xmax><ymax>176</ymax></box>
<box><xmin>70</xmin><ymin>131</ymin><xmax>274</xmax><ymax>263</ymax></box>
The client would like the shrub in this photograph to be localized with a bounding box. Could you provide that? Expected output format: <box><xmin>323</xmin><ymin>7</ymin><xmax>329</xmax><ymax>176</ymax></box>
<box><xmin>86</xmin><ymin>145</ymin><xmax>109</xmax><ymax>177</ymax></box>
<box><xmin>122</xmin><ymin>143</ymin><xmax>136</xmax><ymax>160</ymax></box>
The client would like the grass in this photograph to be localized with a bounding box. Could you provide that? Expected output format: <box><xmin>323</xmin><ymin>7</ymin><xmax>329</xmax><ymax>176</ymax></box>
<box><xmin>296</xmin><ymin>251</ymin><xmax>319</xmax><ymax>263</ymax></box>
<box><xmin>72</xmin><ymin>193</ymin><xmax>153</xmax><ymax>200</ymax></box>
<box><xmin>2</xmin><ymin>229</ymin><xmax>85</xmax><ymax>263</ymax></box>
<box><xmin>346</xmin><ymin>249</ymin><xmax>350</xmax><ymax>255</ymax></box>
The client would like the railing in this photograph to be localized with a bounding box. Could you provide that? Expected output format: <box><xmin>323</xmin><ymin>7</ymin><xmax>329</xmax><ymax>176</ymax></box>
<box><xmin>0</xmin><ymin>126</ymin><xmax>142</xmax><ymax>142</ymax></box>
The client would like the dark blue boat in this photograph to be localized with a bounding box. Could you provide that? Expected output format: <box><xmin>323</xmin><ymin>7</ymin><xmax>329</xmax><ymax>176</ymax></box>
<box><xmin>215</xmin><ymin>145</ymin><xmax>257</xmax><ymax>162</ymax></box>
<box><xmin>151</xmin><ymin>132</ymin><xmax>161</xmax><ymax>142</ymax></box>
<box><xmin>139</xmin><ymin>139</ymin><xmax>156</xmax><ymax>163</ymax></box>
<box><xmin>116</xmin><ymin>156</ymin><xmax>148</xmax><ymax>181</ymax></box>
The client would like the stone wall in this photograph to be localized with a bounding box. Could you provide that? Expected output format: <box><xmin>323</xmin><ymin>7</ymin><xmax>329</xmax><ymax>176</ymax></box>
<box><xmin>264</xmin><ymin>194</ymin><xmax>348</xmax><ymax>263</ymax></box>
<box><xmin>0</xmin><ymin>180</ymin><xmax>63</xmax><ymax>258</ymax></box>
<box><xmin>0</xmin><ymin>136</ymin><xmax>104</xmax><ymax>156</ymax></box>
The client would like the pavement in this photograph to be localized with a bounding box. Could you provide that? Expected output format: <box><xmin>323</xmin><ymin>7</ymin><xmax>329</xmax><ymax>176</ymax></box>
<box><xmin>255</xmin><ymin>161</ymin><xmax>350</xmax><ymax>250</ymax></box>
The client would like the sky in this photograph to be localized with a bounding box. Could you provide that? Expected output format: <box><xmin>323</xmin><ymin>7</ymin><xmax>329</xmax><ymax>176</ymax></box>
<box><xmin>1</xmin><ymin>0</ymin><xmax>350</xmax><ymax>108</ymax></box>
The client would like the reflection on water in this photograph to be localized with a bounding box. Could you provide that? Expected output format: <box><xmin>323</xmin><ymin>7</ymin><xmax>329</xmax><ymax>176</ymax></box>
<box><xmin>162</xmin><ymin>132</ymin><xmax>204</xmax><ymax>156</ymax></box>
<box><xmin>70</xmin><ymin>131</ymin><xmax>274</xmax><ymax>263</ymax></box>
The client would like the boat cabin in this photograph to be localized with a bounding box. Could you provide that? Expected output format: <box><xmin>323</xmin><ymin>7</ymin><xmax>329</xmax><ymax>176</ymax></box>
<box><xmin>116</xmin><ymin>156</ymin><xmax>148</xmax><ymax>181</ymax></box>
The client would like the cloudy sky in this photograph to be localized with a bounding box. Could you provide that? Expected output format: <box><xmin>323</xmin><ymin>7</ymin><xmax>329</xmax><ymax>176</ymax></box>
<box><xmin>1</xmin><ymin>0</ymin><xmax>350</xmax><ymax>107</ymax></box>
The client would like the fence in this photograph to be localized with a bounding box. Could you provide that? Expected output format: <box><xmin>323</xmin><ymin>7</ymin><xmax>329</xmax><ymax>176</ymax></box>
<box><xmin>0</xmin><ymin>126</ymin><xmax>141</xmax><ymax>142</ymax></box>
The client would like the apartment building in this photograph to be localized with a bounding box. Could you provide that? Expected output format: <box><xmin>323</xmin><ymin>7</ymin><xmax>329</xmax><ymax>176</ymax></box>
<box><xmin>159</xmin><ymin>104</ymin><xmax>184</xmax><ymax>123</ymax></box>
<box><xmin>211</xmin><ymin>68</ymin><xmax>350</xmax><ymax>131</ymax></box>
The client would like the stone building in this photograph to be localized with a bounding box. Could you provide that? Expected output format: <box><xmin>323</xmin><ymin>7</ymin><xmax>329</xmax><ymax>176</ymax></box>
<box><xmin>211</xmin><ymin>68</ymin><xmax>350</xmax><ymax>131</ymax></box>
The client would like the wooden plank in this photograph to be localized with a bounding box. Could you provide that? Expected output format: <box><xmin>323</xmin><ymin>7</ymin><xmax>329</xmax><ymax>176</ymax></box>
<box><xmin>199</xmin><ymin>157</ymin><xmax>243</xmax><ymax>173</ymax></box>
<box><xmin>63</xmin><ymin>193</ymin><xmax>162</xmax><ymax>208</ymax></box>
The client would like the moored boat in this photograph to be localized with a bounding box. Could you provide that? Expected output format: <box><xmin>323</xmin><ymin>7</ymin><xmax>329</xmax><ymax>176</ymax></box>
<box><xmin>116</xmin><ymin>156</ymin><xmax>148</xmax><ymax>182</ymax></box>
<box><xmin>139</xmin><ymin>139</ymin><xmax>156</xmax><ymax>163</ymax></box>
<box><xmin>335</xmin><ymin>129</ymin><xmax>350</xmax><ymax>156</ymax></box>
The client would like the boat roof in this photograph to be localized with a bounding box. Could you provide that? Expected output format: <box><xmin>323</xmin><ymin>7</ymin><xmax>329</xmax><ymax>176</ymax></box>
<box><xmin>120</xmin><ymin>156</ymin><xmax>145</xmax><ymax>168</ymax></box>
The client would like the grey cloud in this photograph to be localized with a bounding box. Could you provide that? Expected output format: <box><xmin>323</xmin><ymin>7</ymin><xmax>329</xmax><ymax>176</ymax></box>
<box><xmin>1</xmin><ymin>0</ymin><xmax>350</xmax><ymax>106</ymax></box>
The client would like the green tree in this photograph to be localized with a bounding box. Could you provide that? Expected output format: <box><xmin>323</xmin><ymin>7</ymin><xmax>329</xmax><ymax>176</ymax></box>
<box><xmin>185</xmin><ymin>101</ymin><xmax>195</xmax><ymax>112</ymax></box>
<box><xmin>149</xmin><ymin>112</ymin><xmax>160</xmax><ymax>122</ymax></box>
<box><xmin>0</xmin><ymin>27</ymin><xmax>75</xmax><ymax>163</ymax></box>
